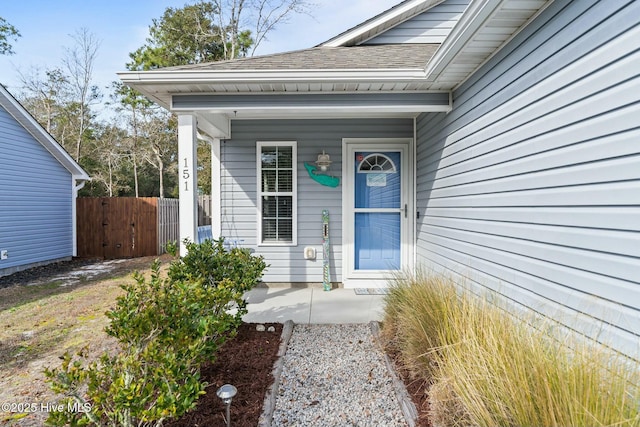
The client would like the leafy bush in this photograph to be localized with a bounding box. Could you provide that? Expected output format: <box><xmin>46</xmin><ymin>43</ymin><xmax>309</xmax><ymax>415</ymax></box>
<box><xmin>168</xmin><ymin>238</ymin><xmax>267</xmax><ymax>292</ymax></box>
<box><xmin>44</xmin><ymin>241</ymin><xmax>267</xmax><ymax>427</ymax></box>
<box><xmin>45</xmin><ymin>343</ymin><xmax>205</xmax><ymax>427</ymax></box>
<box><xmin>383</xmin><ymin>271</ymin><xmax>640</xmax><ymax>427</ymax></box>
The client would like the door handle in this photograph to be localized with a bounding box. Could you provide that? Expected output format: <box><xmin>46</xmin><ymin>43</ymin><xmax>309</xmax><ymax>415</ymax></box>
<box><xmin>404</xmin><ymin>204</ymin><xmax>407</xmax><ymax>218</ymax></box>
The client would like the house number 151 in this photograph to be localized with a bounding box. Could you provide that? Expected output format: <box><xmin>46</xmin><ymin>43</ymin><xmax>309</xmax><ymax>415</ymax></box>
<box><xmin>182</xmin><ymin>158</ymin><xmax>190</xmax><ymax>191</ymax></box>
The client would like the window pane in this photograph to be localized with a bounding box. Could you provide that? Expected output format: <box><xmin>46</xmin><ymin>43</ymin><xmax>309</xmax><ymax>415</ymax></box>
<box><xmin>277</xmin><ymin>196</ymin><xmax>292</xmax><ymax>217</ymax></box>
<box><xmin>262</xmin><ymin>196</ymin><xmax>276</xmax><ymax>216</ymax></box>
<box><xmin>261</xmin><ymin>148</ymin><xmax>277</xmax><ymax>168</ymax></box>
<box><xmin>262</xmin><ymin>170</ymin><xmax>276</xmax><ymax>192</ymax></box>
<box><xmin>262</xmin><ymin>219</ymin><xmax>276</xmax><ymax>241</ymax></box>
<box><xmin>277</xmin><ymin>170</ymin><xmax>292</xmax><ymax>192</ymax></box>
<box><xmin>277</xmin><ymin>219</ymin><xmax>292</xmax><ymax>241</ymax></box>
<box><xmin>278</xmin><ymin>147</ymin><xmax>292</xmax><ymax>168</ymax></box>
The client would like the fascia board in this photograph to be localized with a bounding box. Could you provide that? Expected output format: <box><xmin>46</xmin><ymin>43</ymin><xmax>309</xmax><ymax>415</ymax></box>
<box><xmin>118</xmin><ymin>69</ymin><xmax>428</xmax><ymax>83</ymax></box>
<box><xmin>321</xmin><ymin>0</ymin><xmax>440</xmax><ymax>47</ymax></box>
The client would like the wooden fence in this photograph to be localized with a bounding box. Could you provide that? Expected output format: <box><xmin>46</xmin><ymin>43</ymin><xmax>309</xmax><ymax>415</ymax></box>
<box><xmin>77</xmin><ymin>197</ymin><xmax>180</xmax><ymax>259</ymax></box>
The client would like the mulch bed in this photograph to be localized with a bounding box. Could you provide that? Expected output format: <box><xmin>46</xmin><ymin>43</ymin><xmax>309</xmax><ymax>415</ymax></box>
<box><xmin>166</xmin><ymin>322</ymin><xmax>283</xmax><ymax>427</ymax></box>
<box><xmin>168</xmin><ymin>322</ymin><xmax>432</xmax><ymax>427</ymax></box>
<box><xmin>1</xmin><ymin>258</ymin><xmax>433</xmax><ymax>426</ymax></box>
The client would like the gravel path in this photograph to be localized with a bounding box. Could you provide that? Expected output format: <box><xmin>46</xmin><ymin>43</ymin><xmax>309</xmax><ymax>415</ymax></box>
<box><xmin>271</xmin><ymin>324</ymin><xmax>408</xmax><ymax>427</ymax></box>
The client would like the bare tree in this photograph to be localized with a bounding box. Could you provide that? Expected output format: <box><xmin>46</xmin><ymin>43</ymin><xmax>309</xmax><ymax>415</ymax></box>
<box><xmin>63</xmin><ymin>28</ymin><xmax>101</xmax><ymax>161</ymax></box>
<box><xmin>125</xmin><ymin>105</ymin><xmax>142</xmax><ymax>198</ymax></box>
<box><xmin>89</xmin><ymin>123</ymin><xmax>130</xmax><ymax>196</ymax></box>
<box><xmin>211</xmin><ymin>0</ymin><xmax>313</xmax><ymax>59</ymax></box>
<box><xmin>17</xmin><ymin>67</ymin><xmax>70</xmax><ymax>135</ymax></box>
<box><xmin>140</xmin><ymin>111</ymin><xmax>176</xmax><ymax>198</ymax></box>
<box><xmin>249</xmin><ymin>0</ymin><xmax>312</xmax><ymax>56</ymax></box>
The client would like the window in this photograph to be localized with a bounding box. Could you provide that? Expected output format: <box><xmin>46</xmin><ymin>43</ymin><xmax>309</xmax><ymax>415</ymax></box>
<box><xmin>257</xmin><ymin>141</ymin><xmax>297</xmax><ymax>245</ymax></box>
<box><xmin>358</xmin><ymin>153</ymin><xmax>396</xmax><ymax>173</ymax></box>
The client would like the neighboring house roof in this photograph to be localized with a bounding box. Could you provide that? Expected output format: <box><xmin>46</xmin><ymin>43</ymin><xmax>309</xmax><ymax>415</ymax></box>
<box><xmin>0</xmin><ymin>84</ymin><xmax>89</xmax><ymax>181</ymax></box>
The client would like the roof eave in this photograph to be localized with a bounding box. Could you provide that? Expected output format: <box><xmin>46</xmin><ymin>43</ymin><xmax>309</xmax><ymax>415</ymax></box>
<box><xmin>424</xmin><ymin>0</ymin><xmax>554</xmax><ymax>89</ymax></box>
<box><xmin>321</xmin><ymin>0</ymin><xmax>445</xmax><ymax>47</ymax></box>
<box><xmin>118</xmin><ymin>68</ymin><xmax>432</xmax><ymax>109</ymax></box>
<box><xmin>0</xmin><ymin>85</ymin><xmax>89</xmax><ymax>181</ymax></box>
<box><xmin>118</xmin><ymin>68</ymin><xmax>429</xmax><ymax>83</ymax></box>
<box><xmin>424</xmin><ymin>0</ymin><xmax>504</xmax><ymax>80</ymax></box>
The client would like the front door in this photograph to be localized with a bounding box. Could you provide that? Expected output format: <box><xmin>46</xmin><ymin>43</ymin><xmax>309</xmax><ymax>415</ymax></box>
<box><xmin>343</xmin><ymin>139</ymin><xmax>413</xmax><ymax>287</ymax></box>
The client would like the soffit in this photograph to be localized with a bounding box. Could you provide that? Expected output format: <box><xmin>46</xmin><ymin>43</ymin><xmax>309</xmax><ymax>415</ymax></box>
<box><xmin>426</xmin><ymin>0</ymin><xmax>551</xmax><ymax>90</ymax></box>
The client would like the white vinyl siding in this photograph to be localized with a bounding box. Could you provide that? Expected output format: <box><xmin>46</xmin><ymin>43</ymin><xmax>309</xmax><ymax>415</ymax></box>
<box><xmin>257</xmin><ymin>141</ymin><xmax>297</xmax><ymax>246</ymax></box>
<box><xmin>415</xmin><ymin>0</ymin><xmax>640</xmax><ymax>359</ymax></box>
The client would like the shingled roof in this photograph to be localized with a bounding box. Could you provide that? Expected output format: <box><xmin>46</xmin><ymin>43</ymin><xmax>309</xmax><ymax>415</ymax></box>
<box><xmin>162</xmin><ymin>44</ymin><xmax>439</xmax><ymax>71</ymax></box>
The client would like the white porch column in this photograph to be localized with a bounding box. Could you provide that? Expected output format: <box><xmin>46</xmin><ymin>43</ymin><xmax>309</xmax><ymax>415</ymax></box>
<box><xmin>211</xmin><ymin>137</ymin><xmax>222</xmax><ymax>238</ymax></box>
<box><xmin>178</xmin><ymin>114</ymin><xmax>198</xmax><ymax>255</ymax></box>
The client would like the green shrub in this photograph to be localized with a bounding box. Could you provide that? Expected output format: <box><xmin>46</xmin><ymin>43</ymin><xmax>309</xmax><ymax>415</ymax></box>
<box><xmin>44</xmin><ymin>344</ymin><xmax>205</xmax><ymax>427</ymax></box>
<box><xmin>383</xmin><ymin>271</ymin><xmax>640</xmax><ymax>427</ymax></box>
<box><xmin>44</xmin><ymin>242</ymin><xmax>268</xmax><ymax>427</ymax></box>
<box><xmin>106</xmin><ymin>260</ymin><xmax>248</xmax><ymax>364</ymax></box>
<box><xmin>168</xmin><ymin>238</ymin><xmax>267</xmax><ymax>293</ymax></box>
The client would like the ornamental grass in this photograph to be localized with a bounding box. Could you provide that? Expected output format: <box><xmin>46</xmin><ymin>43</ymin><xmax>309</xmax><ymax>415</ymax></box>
<box><xmin>382</xmin><ymin>271</ymin><xmax>640</xmax><ymax>427</ymax></box>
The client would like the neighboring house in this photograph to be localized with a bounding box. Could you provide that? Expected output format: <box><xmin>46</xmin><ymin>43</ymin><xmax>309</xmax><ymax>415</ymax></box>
<box><xmin>119</xmin><ymin>0</ymin><xmax>640</xmax><ymax>358</ymax></box>
<box><xmin>0</xmin><ymin>84</ymin><xmax>89</xmax><ymax>277</ymax></box>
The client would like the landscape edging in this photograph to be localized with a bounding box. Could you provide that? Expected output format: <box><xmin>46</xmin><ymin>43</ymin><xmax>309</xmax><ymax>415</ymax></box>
<box><xmin>370</xmin><ymin>320</ymin><xmax>419</xmax><ymax>427</ymax></box>
<box><xmin>258</xmin><ymin>319</ymin><xmax>295</xmax><ymax>427</ymax></box>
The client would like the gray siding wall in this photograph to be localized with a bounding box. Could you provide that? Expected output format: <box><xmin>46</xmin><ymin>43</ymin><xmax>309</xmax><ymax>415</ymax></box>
<box><xmin>220</xmin><ymin>118</ymin><xmax>413</xmax><ymax>283</ymax></box>
<box><xmin>415</xmin><ymin>0</ymin><xmax>640</xmax><ymax>358</ymax></box>
<box><xmin>0</xmin><ymin>106</ymin><xmax>74</xmax><ymax>275</ymax></box>
<box><xmin>364</xmin><ymin>0</ymin><xmax>470</xmax><ymax>45</ymax></box>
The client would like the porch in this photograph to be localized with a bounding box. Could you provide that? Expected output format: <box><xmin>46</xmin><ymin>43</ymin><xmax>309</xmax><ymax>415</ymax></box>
<box><xmin>177</xmin><ymin>115</ymin><xmax>438</xmax><ymax>288</ymax></box>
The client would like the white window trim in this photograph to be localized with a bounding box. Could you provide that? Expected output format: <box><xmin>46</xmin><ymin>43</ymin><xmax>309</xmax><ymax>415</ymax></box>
<box><xmin>256</xmin><ymin>141</ymin><xmax>297</xmax><ymax>246</ymax></box>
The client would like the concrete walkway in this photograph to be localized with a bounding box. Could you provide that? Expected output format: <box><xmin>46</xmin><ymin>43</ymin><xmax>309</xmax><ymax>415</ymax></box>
<box><xmin>242</xmin><ymin>287</ymin><xmax>387</xmax><ymax>324</ymax></box>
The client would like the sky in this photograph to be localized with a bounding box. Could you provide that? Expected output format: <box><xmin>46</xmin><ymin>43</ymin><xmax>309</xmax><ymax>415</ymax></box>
<box><xmin>0</xmin><ymin>0</ymin><xmax>400</xmax><ymax>98</ymax></box>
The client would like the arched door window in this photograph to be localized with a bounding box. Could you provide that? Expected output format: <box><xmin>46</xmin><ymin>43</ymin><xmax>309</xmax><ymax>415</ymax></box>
<box><xmin>357</xmin><ymin>153</ymin><xmax>396</xmax><ymax>173</ymax></box>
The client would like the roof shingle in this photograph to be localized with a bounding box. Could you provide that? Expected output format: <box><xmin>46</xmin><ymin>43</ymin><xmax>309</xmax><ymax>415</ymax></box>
<box><xmin>163</xmin><ymin>44</ymin><xmax>439</xmax><ymax>71</ymax></box>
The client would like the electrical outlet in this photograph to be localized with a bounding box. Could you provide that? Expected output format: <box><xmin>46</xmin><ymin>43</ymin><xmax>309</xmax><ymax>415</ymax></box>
<box><xmin>303</xmin><ymin>246</ymin><xmax>316</xmax><ymax>260</ymax></box>
<box><xmin>1</xmin><ymin>250</ymin><xmax>8</xmax><ymax>260</ymax></box>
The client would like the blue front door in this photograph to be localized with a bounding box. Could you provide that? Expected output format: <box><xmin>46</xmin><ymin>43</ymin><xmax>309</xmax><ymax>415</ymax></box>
<box><xmin>354</xmin><ymin>151</ymin><xmax>402</xmax><ymax>270</ymax></box>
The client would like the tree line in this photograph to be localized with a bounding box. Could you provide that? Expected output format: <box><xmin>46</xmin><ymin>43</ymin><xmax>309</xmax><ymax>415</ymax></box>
<box><xmin>1</xmin><ymin>0</ymin><xmax>310</xmax><ymax>198</ymax></box>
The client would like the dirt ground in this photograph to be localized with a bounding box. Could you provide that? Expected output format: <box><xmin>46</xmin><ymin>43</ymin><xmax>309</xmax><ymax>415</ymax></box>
<box><xmin>0</xmin><ymin>256</ymin><xmax>286</xmax><ymax>427</ymax></box>
<box><xmin>0</xmin><ymin>256</ymin><xmax>171</xmax><ymax>426</ymax></box>
<box><xmin>0</xmin><ymin>256</ymin><xmax>430</xmax><ymax>427</ymax></box>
